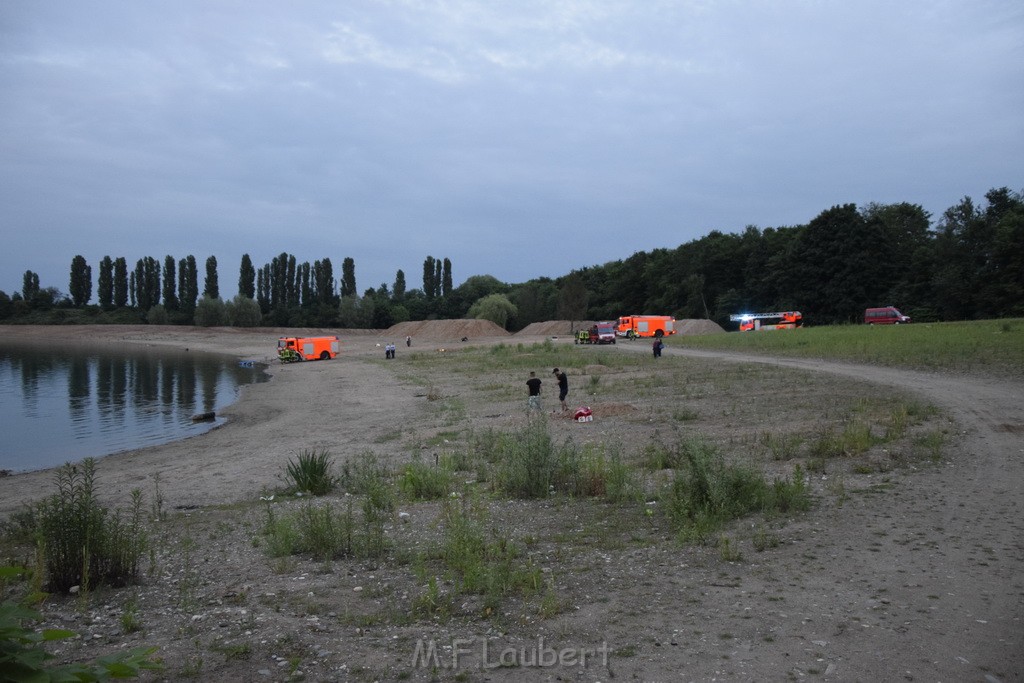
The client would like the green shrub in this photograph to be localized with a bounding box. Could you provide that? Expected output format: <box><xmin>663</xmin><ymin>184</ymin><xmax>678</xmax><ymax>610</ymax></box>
<box><xmin>493</xmin><ymin>416</ymin><xmax>555</xmax><ymax>498</ymax></box>
<box><xmin>399</xmin><ymin>457</ymin><xmax>456</xmax><ymax>500</ymax></box>
<box><xmin>661</xmin><ymin>439</ymin><xmax>810</xmax><ymax>540</ymax></box>
<box><xmin>35</xmin><ymin>459</ymin><xmax>147</xmax><ymax>593</ymax></box>
<box><xmin>285</xmin><ymin>449</ymin><xmax>336</xmax><ymax>496</ymax></box>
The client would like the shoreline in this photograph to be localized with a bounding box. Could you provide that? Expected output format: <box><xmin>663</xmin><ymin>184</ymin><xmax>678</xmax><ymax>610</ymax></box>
<box><xmin>0</xmin><ymin>324</ymin><xmax>545</xmax><ymax>516</ymax></box>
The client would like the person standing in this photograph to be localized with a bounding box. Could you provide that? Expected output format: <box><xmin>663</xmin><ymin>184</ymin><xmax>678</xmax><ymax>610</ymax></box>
<box><xmin>526</xmin><ymin>371</ymin><xmax>542</xmax><ymax>411</ymax></box>
<box><xmin>553</xmin><ymin>368</ymin><xmax>569</xmax><ymax>413</ymax></box>
<box><xmin>653</xmin><ymin>338</ymin><xmax>664</xmax><ymax>358</ymax></box>
<box><xmin>406</xmin><ymin>336</ymin><xmax>412</xmax><ymax>347</ymax></box>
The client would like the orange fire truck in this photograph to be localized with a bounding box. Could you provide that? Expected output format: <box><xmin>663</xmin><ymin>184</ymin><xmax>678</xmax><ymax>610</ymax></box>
<box><xmin>616</xmin><ymin>315</ymin><xmax>677</xmax><ymax>339</ymax></box>
<box><xmin>277</xmin><ymin>336</ymin><xmax>340</xmax><ymax>362</ymax></box>
<box><xmin>729</xmin><ymin>311</ymin><xmax>802</xmax><ymax>332</ymax></box>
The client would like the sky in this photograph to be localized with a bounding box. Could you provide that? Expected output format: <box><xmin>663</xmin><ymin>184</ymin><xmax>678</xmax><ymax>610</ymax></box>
<box><xmin>1</xmin><ymin>1</ymin><xmax>1022</xmax><ymax>301</ymax></box>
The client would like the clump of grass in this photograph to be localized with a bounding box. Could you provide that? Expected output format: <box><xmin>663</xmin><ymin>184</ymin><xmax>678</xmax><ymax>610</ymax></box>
<box><xmin>760</xmin><ymin>432</ymin><xmax>802</xmax><ymax>461</ymax></box>
<box><xmin>641</xmin><ymin>442</ymin><xmax>685</xmax><ymax>471</ymax></box>
<box><xmin>492</xmin><ymin>416</ymin><xmax>556</xmax><ymax>499</ymax></box>
<box><xmin>808</xmin><ymin>420</ymin><xmax>877</xmax><ymax>458</ymax></box>
<box><xmin>434</xmin><ymin>493</ymin><xmax>542</xmax><ymax>613</ymax></box>
<box><xmin>718</xmin><ymin>535</ymin><xmax>743</xmax><ymax>562</ymax></box>
<box><xmin>399</xmin><ymin>457</ymin><xmax>456</xmax><ymax>501</ymax></box>
<box><xmin>284</xmin><ymin>449</ymin><xmax>336</xmax><ymax>496</ymax></box>
<box><xmin>486</xmin><ymin>419</ymin><xmax>638</xmax><ymax>502</ymax></box>
<box><xmin>262</xmin><ymin>496</ymin><xmax>388</xmax><ymax>561</ymax></box>
<box><xmin>752</xmin><ymin>526</ymin><xmax>781</xmax><ymax>552</ymax></box>
<box><xmin>660</xmin><ymin>439</ymin><xmax>809</xmax><ymax>541</ymax></box>
<box><xmin>553</xmin><ymin>443</ymin><xmax>640</xmax><ymax>503</ymax></box>
<box><xmin>411</xmin><ymin>576</ymin><xmax>455</xmax><ymax>620</ymax></box>
<box><xmin>34</xmin><ymin>459</ymin><xmax>147</xmax><ymax>593</ymax></box>
<box><xmin>338</xmin><ymin>452</ymin><xmax>395</xmax><ymax>514</ymax></box>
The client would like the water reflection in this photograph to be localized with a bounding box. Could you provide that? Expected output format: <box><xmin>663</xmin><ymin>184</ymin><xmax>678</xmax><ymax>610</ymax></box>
<box><xmin>0</xmin><ymin>341</ymin><xmax>268</xmax><ymax>473</ymax></box>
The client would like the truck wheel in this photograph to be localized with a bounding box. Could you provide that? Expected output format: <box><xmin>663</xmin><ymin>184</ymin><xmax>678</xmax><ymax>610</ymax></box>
<box><xmin>320</xmin><ymin>351</ymin><xmax>330</xmax><ymax>360</ymax></box>
<box><xmin>627</xmin><ymin>330</ymin><xmax>636</xmax><ymax>340</ymax></box>
<box><xmin>654</xmin><ymin>329</ymin><xmax>664</xmax><ymax>338</ymax></box>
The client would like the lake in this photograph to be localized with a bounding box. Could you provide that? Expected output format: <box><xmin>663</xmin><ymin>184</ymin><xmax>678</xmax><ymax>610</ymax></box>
<box><xmin>0</xmin><ymin>340</ymin><xmax>269</xmax><ymax>473</ymax></box>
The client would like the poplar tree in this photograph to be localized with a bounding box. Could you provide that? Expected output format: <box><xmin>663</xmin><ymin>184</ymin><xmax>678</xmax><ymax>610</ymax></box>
<box><xmin>238</xmin><ymin>253</ymin><xmax>256</xmax><ymax>299</ymax></box>
<box><xmin>341</xmin><ymin>257</ymin><xmax>356</xmax><ymax>298</ymax></box>
<box><xmin>98</xmin><ymin>256</ymin><xmax>114</xmax><ymax>309</ymax></box>
<box><xmin>178</xmin><ymin>255</ymin><xmax>198</xmax><ymax>312</ymax></box>
<box><xmin>204</xmin><ymin>256</ymin><xmax>219</xmax><ymax>299</ymax></box>
<box><xmin>442</xmin><ymin>258</ymin><xmax>452</xmax><ymax>297</ymax></box>
<box><xmin>113</xmin><ymin>257</ymin><xmax>128</xmax><ymax>308</ymax></box>
<box><xmin>69</xmin><ymin>255</ymin><xmax>92</xmax><ymax>306</ymax></box>
<box><xmin>162</xmin><ymin>255</ymin><xmax>178</xmax><ymax>311</ymax></box>
<box><xmin>423</xmin><ymin>256</ymin><xmax>436</xmax><ymax>299</ymax></box>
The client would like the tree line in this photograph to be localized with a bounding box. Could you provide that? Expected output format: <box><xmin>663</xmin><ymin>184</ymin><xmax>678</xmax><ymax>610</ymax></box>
<box><xmin>2</xmin><ymin>186</ymin><xmax>1021</xmax><ymax>330</ymax></box>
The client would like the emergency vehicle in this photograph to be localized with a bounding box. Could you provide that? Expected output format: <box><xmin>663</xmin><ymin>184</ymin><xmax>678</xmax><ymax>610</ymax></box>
<box><xmin>575</xmin><ymin>322</ymin><xmax>617</xmax><ymax>344</ymax></box>
<box><xmin>729</xmin><ymin>311</ymin><xmax>803</xmax><ymax>331</ymax></box>
<box><xmin>616</xmin><ymin>315</ymin><xmax>677</xmax><ymax>339</ymax></box>
<box><xmin>277</xmin><ymin>336</ymin><xmax>340</xmax><ymax>362</ymax></box>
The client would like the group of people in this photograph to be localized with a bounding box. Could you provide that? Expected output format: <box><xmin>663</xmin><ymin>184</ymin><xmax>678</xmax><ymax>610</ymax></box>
<box><xmin>384</xmin><ymin>343</ymin><xmax>397</xmax><ymax>359</ymax></box>
<box><xmin>526</xmin><ymin>367</ymin><xmax>569</xmax><ymax>413</ymax></box>
<box><xmin>529</xmin><ymin>339</ymin><xmax>667</xmax><ymax>411</ymax></box>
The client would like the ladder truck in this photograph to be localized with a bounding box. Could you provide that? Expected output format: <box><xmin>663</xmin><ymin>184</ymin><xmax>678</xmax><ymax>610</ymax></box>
<box><xmin>729</xmin><ymin>311</ymin><xmax>802</xmax><ymax>332</ymax></box>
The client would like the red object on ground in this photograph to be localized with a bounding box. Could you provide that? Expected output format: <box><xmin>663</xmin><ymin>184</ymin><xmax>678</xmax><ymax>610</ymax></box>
<box><xmin>574</xmin><ymin>407</ymin><xmax>593</xmax><ymax>422</ymax></box>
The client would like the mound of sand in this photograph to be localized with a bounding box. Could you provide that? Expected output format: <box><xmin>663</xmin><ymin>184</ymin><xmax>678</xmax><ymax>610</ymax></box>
<box><xmin>675</xmin><ymin>319</ymin><xmax>726</xmax><ymax>335</ymax></box>
<box><xmin>384</xmin><ymin>319</ymin><xmax>511</xmax><ymax>341</ymax></box>
<box><xmin>515</xmin><ymin>320</ymin><xmax>597</xmax><ymax>336</ymax></box>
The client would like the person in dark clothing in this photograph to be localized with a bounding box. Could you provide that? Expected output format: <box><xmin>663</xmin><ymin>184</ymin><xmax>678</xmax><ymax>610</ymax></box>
<box><xmin>526</xmin><ymin>371</ymin><xmax>542</xmax><ymax>410</ymax></box>
<box><xmin>653</xmin><ymin>339</ymin><xmax>664</xmax><ymax>358</ymax></box>
<box><xmin>553</xmin><ymin>368</ymin><xmax>569</xmax><ymax>412</ymax></box>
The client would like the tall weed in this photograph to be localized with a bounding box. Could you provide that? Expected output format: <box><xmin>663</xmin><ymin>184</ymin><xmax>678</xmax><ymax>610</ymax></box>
<box><xmin>34</xmin><ymin>459</ymin><xmax>147</xmax><ymax>592</ymax></box>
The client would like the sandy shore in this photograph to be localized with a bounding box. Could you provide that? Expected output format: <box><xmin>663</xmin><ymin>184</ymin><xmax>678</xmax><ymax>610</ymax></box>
<box><xmin>0</xmin><ymin>324</ymin><xmax>521</xmax><ymax>515</ymax></box>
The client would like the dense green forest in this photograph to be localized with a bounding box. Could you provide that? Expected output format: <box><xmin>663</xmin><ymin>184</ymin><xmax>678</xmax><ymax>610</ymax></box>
<box><xmin>3</xmin><ymin>187</ymin><xmax>1021</xmax><ymax>331</ymax></box>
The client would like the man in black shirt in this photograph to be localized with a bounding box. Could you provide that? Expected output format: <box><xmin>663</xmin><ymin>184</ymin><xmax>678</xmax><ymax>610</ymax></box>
<box><xmin>526</xmin><ymin>371</ymin><xmax>542</xmax><ymax>411</ymax></box>
<box><xmin>553</xmin><ymin>368</ymin><xmax>569</xmax><ymax>413</ymax></box>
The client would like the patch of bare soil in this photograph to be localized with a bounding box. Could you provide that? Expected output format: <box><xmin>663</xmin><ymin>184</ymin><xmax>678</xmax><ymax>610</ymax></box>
<box><xmin>1</xmin><ymin>325</ymin><xmax>1021</xmax><ymax>683</ymax></box>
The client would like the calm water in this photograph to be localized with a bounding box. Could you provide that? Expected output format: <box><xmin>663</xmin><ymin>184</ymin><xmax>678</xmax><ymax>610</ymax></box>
<box><xmin>0</xmin><ymin>340</ymin><xmax>269</xmax><ymax>473</ymax></box>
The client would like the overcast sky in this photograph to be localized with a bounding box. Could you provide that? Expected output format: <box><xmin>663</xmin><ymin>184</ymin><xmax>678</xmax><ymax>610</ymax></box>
<box><xmin>2</xmin><ymin>1</ymin><xmax>1022</xmax><ymax>300</ymax></box>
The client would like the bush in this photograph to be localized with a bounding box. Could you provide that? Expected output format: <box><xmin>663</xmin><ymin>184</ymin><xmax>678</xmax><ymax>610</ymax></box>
<box><xmin>193</xmin><ymin>296</ymin><xmax>226</xmax><ymax>327</ymax></box>
<box><xmin>225</xmin><ymin>295</ymin><xmax>262</xmax><ymax>327</ymax></box>
<box><xmin>34</xmin><ymin>459</ymin><xmax>147</xmax><ymax>593</ymax></box>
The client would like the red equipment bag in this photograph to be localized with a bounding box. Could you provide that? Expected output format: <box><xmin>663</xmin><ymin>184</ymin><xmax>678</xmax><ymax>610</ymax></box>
<box><xmin>574</xmin><ymin>406</ymin><xmax>593</xmax><ymax>422</ymax></box>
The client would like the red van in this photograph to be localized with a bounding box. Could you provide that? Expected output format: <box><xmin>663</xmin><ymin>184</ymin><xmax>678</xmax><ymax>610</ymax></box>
<box><xmin>864</xmin><ymin>307</ymin><xmax>910</xmax><ymax>325</ymax></box>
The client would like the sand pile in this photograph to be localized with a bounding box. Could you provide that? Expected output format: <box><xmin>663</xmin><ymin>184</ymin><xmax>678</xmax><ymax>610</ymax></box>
<box><xmin>384</xmin><ymin>319</ymin><xmax>511</xmax><ymax>341</ymax></box>
<box><xmin>675</xmin><ymin>319</ymin><xmax>727</xmax><ymax>335</ymax></box>
<box><xmin>515</xmin><ymin>320</ymin><xmax>596</xmax><ymax>336</ymax></box>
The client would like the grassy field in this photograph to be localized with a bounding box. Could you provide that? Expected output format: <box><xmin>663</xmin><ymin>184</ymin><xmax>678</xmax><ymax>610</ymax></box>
<box><xmin>669</xmin><ymin>318</ymin><xmax>1024</xmax><ymax>376</ymax></box>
